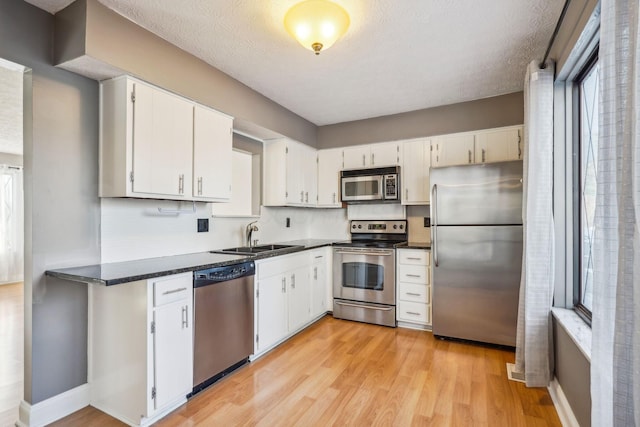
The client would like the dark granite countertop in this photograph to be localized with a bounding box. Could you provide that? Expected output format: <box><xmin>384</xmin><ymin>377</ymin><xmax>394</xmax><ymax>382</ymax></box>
<box><xmin>397</xmin><ymin>241</ymin><xmax>432</xmax><ymax>250</ymax></box>
<box><xmin>45</xmin><ymin>239</ymin><xmax>337</xmax><ymax>286</ymax></box>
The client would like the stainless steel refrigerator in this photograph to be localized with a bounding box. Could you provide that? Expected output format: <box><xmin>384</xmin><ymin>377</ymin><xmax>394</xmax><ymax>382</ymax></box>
<box><xmin>430</xmin><ymin>160</ymin><xmax>523</xmax><ymax>346</ymax></box>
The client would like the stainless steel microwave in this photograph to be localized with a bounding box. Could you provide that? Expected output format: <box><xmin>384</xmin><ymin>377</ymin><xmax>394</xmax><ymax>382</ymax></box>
<box><xmin>340</xmin><ymin>166</ymin><xmax>400</xmax><ymax>203</ymax></box>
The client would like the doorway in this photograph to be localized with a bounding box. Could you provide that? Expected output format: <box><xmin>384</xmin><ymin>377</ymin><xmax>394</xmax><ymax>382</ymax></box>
<box><xmin>0</xmin><ymin>57</ymin><xmax>25</xmax><ymax>427</ymax></box>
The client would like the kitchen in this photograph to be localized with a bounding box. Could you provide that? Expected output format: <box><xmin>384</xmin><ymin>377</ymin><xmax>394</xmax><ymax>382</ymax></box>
<box><xmin>0</xmin><ymin>0</ymin><xmax>620</xmax><ymax>426</ymax></box>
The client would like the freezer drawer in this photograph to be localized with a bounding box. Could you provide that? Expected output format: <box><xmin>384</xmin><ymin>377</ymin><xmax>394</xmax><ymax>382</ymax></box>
<box><xmin>432</xmin><ymin>225</ymin><xmax>522</xmax><ymax>346</ymax></box>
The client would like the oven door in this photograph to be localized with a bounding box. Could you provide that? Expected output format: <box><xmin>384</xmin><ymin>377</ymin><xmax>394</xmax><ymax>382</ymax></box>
<box><xmin>341</xmin><ymin>175</ymin><xmax>384</xmax><ymax>202</ymax></box>
<box><xmin>333</xmin><ymin>247</ymin><xmax>395</xmax><ymax>305</ymax></box>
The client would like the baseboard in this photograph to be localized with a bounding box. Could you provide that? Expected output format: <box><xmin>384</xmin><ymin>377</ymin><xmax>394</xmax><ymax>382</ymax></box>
<box><xmin>548</xmin><ymin>377</ymin><xmax>580</xmax><ymax>427</ymax></box>
<box><xmin>17</xmin><ymin>383</ymin><xmax>89</xmax><ymax>427</ymax></box>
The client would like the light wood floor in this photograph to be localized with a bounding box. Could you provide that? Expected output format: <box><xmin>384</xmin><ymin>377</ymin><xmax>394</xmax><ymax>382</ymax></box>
<box><xmin>52</xmin><ymin>316</ymin><xmax>560</xmax><ymax>426</ymax></box>
<box><xmin>0</xmin><ymin>282</ymin><xmax>23</xmax><ymax>427</ymax></box>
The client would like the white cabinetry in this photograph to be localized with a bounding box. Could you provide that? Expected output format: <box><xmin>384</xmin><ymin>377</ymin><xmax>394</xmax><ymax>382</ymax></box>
<box><xmin>396</xmin><ymin>249</ymin><xmax>431</xmax><ymax>328</ymax></box>
<box><xmin>343</xmin><ymin>141</ymin><xmax>401</xmax><ymax>169</ymax></box>
<box><xmin>192</xmin><ymin>105</ymin><xmax>233</xmax><ymax>201</ymax></box>
<box><xmin>474</xmin><ymin>125</ymin><xmax>523</xmax><ymax>163</ymax></box>
<box><xmin>310</xmin><ymin>247</ymin><xmax>331</xmax><ymax>317</ymax></box>
<box><xmin>255</xmin><ymin>252</ymin><xmax>311</xmax><ymax>355</ymax></box>
<box><xmin>317</xmin><ymin>148</ymin><xmax>344</xmax><ymax>207</ymax></box>
<box><xmin>401</xmin><ymin>138</ymin><xmax>432</xmax><ymax>205</ymax></box>
<box><xmin>264</xmin><ymin>138</ymin><xmax>317</xmax><ymax>207</ymax></box>
<box><xmin>100</xmin><ymin>76</ymin><xmax>233</xmax><ymax>201</ymax></box>
<box><xmin>431</xmin><ymin>133</ymin><xmax>475</xmax><ymax>167</ymax></box>
<box><xmin>89</xmin><ymin>272</ymin><xmax>193</xmax><ymax>426</ymax></box>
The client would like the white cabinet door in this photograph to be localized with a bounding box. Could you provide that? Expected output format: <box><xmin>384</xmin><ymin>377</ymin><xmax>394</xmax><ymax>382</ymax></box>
<box><xmin>153</xmin><ymin>300</ymin><xmax>192</xmax><ymax>411</ymax></box>
<box><xmin>257</xmin><ymin>274</ymin><xmax>288</xmax><ymax>352</ymax></box>
<box><xmin>286</xmin><ymin>141</ymin><xmax>304</xmax><ymax>206</ymax></box>
<box><xmin>370</xmin><ymin>142</ymin><xmax>400</xmax><ymax>167</ymax></box>
<box><xmin>474</xmin><ymin>126</ymin><xmax>523</xmax><ymax>163</ymax></box>
<box><xmin>193</xmin><ymin>105</ymin><xmax>233</xmax><ymax>200</ymax></box>
<box><xmin>300</xmin><ymin>144</ymin><xmax>318</xmax><ymax>207</ymax></box>
<box><xmin>132</xmin><ymin>81</ymin><xmax>193</xmax><ymax>197</ymax></box>
<box><xmin>317</xmin><ymin>148</ymin><xmax>343</xmax><ymax>207</ymax></box>
<box><xmin>310</xmin><ymin>251</ymin><xmax>328</xmax><ymax>318</ymax></box>
<box><xmin>288</xmin><ymin>266</ymin><xmax>311</xmax><ymax>331</ymax></box>
<box><xmin>402</xmin><ymin>138</ymin><xmax>431</xmax><ymax>205</ymax></box>
<box><xmin>343</xmin><ymin>145</ymin><xmax>370</xmax><ymax>169</ymax></box>
<box><xmin>431</xmin><ymin>133</ymin><xmax>475</xmax><ymax>167</ymax></box>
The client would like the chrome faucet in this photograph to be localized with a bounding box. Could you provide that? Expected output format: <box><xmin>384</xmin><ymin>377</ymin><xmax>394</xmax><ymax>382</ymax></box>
<box><xmin>246</xmin><ymin>221</ymin><xmax>259</xmax><ymax>247</ymax></box>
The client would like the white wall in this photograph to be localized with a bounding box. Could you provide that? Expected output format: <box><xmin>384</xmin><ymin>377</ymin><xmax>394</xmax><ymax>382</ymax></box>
<box><xmin>101</xmin><ymin>199</ymin><xmax>350</xmax><ymax>263</ymax></box>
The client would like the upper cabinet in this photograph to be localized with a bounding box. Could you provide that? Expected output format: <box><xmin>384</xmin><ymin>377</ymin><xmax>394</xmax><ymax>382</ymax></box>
<box><xmin>263</xmin><ymin>138</ymin><xmax>317</xmax><ymax>207</ymax></box>
<box><xmin>193</xmin><ymin>105</ymin><xmax>233</xmax><ymax>201</ymax></box>
<box><xmin>431</xmin><ymin>133</ymin><xmax>475</xmax><ymax>167</ymax></box>
<box><xmin>474</xmin><ymin>125</ymin><xmax>523</xmax><ymax>164</ymax></box>
<box><xmin>343</xmin><ymin>141</ymin><xmax>401</xmax><ymax>169</ymax></box>
<box><xmin>99</xmin><ymin>76</ymin><xmax>233</xmax><ymax>202</ymax></box>
<box><xmin>431</xmin><ymin>125</ymin><xmax>523</xmax><ymax>168</ymax></box>
<box><xmin>317</xmin><ymin>148</ymin><xmax>343</xmax><ymax>207</ymax></box>
<box><xmin>402</xmin><ymin>138</ymin><xmax>432</xmax><ymax>205</ymax></box>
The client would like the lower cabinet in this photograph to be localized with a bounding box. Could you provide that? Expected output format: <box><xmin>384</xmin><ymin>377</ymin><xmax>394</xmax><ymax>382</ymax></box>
<box><xmin>254</xmin><ymin>248</ymin><xmax>331</xmax><ymax>357</ymax></box>
<box><xmin>89</xmin><ymin>272</ymin><xmax>193</xmax><ymax>427</ymax></box>
<box><xmin>310</xmin><ymin>247</ymin><xmax>330</xmax><ymax>318</ymax></box>
<box><xmin>396</xmin><ymin>249</ymin><xmax>432</xmax><ymax>328</ymax></box>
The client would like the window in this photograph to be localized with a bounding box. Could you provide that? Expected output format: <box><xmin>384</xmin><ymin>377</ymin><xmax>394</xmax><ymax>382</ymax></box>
<box><xmin>573</xmin><ymin>51</ymin><xmax>599</xmax><ymax>320</ymax></box>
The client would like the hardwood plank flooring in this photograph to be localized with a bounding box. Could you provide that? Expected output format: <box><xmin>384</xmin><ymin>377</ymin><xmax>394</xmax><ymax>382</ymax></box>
<box><xmin>52</xmin><ymin>316</ymin><xmax>561</xmax><ymax>426</ymax></box>
<box><xmin>0</xmin><ymin>282</ymin><xmax>23</xmax><ymax>427</ymax></box>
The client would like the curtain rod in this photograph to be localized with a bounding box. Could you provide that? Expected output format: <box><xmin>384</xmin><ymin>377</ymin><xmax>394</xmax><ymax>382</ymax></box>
<box><xmin>540</xmin><ymin>0</ymin><xmax>572</xmax><ymax>69</ymax></box>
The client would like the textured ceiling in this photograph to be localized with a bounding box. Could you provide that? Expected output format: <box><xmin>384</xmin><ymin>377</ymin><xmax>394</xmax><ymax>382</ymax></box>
<box><xmin>25</xmin><ymin>0</ymin><xmax>563</xmax><ymax>126</ymax></box>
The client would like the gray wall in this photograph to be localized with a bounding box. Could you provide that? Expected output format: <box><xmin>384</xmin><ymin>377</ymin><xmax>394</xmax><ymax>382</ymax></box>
<box><xmin>0</xmin><ymin>0</ymin><xmax>100</xmax><ymax>404</ymax></box>
<box><xmin>317</xmin><ymin>92</ymin><xmax>524</xmax><ymax>148</ymax></box>
<box><xmin>55</xmin><ymin>0</ymin><xmax>317</xmax><ymax>147</ymax></box>
<box><xmin>553</xmin><ymin>319</ymin><xmax>591</xmax><ymax>427</ymax></box>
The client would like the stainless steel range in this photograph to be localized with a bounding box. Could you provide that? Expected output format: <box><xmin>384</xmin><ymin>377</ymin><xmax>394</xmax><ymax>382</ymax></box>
<box><xmin>333</xmin><ymin>220</ymin><xmax>407</xmax><ymax>327</ymax></box>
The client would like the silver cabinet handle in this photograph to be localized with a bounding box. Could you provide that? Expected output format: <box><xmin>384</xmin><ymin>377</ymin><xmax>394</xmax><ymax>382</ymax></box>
<box><xmin>281</xmin><ymin>277</ymin><xmax>286</xmax><ymax>293</ymax></box>
<box><xmin>197</xmin><ymin>177</ymin><xmax>203</xmax><ymax>195</ymax></box>
<box><xmin>406</xmin><ymin>292</ymin><xmax>422</xmax><ymax>297</ymax></box>
<box><xmin>332</xmin><ymin>192</ymin><xmax>336</xmax><ymax>204</ymax></box>
<box><xmin>468</xmin><ymin>150</ymin><xmax>472</xmax><ymax>164</ymax></box>
<box><xmin>371</xmin><ymin>153</ymin><xmax>375</xmax><ymax>165</ymax></box>
<box><xmin>405</xmin><ymin>274</ymin><xmax>421</xmax><ymax>278</ymax></box>
<box><xmin>314</xmin><ymin>267</ymin><xmax>317</xmax><ymax>280</ymax></box>
<box><xmin>406</xmin><ymin>311</ymin><xmax>421</xmax><ymax>316</ymax></box>
<box><xmin>482</xmin><ymin>148</ymin><xmax>486</xmax><ymax>163</ymax></box>
<box><xmin>518</xmin><ymin>130</ymin><xmax>522</xmax><ymax>159</ymax></box>
<box><xmin>178</xmin><ymin>174</ymin><xmax>185</xmax><ymax>194</ymax></box>
<box><xmin>305</xmin><ymin>192</ymin><xmax>309</xmax><ymax>203</ymax></box>
<box><xmin>406</xmin><ymin>257</ymin><xmax>421</xmax><ymax>260</ymax></box>
<box><xmin>162</xmin><ymin>287</ymin><xmax>187</xmax><ymax>296</ymax></box>
<box><xmin>335</xmin><ymin>301</ymin><xmax>393</xmax><ymax>311</ymax></box>
<box><xmin>314</xmin><ymin>255</ymin><xmax>324</xmax><ymax>259</ymax></box>
<box><xmin>291</xmin><ymin>274</ymin><xmax>296</xmax><ymax>289</ymax></box>
<box><xmin>300</xmin><ymin>191</ymin><xmax>304</xmax><ymax>202</ymax></box>
<box><xmin>406</xmin><ymin>188</ymin><xmax>408</xmax><ymax>199</ymax></box>
<box><xmin>362</xmin><ymin>154</ymin><xmax>366</xmax><ymax>166</ymax></box>
<box><xmin>181</xmin><ymin>305</ymin><xmax>188</xmax><ymax>329</ymax></box>
<box><xmin>432</xmin><ymin>184</ymin><xmax>439</xmax><ymax>267</ymax></box>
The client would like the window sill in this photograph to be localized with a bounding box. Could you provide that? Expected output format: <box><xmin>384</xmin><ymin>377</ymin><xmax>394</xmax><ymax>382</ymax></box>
<box><xmin>551</xmin><ymin>307</ymin><xmax>592</xmax><ymax>362</ymax></box>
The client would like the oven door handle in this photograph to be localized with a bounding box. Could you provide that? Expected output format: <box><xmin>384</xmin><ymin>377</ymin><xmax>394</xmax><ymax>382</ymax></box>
<box><xmin>334</xmin><ymin>249</ymin><xmax>394</xmax><ymax>256</ymax></box>
<box><xmin>334</xmin><ymin>301</ymin><xmax>394</xmax><ymax>311</ymax></box>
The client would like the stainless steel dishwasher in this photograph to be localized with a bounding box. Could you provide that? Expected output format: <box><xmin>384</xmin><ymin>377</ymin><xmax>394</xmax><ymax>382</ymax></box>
<box><xmin>192</xmin><ymin>260</ymin><xmax>255</xmax><ymax>394</ymax></box>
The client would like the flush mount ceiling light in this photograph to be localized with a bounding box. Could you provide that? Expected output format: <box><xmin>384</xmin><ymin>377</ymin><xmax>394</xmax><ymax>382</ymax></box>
<box><xmin>284</xmin><ymin>0</ymin><xmax>350</xmax><ymax>55</ymax></box>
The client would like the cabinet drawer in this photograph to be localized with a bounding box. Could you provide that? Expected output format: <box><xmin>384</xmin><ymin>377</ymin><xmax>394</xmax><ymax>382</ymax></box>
<box><xmin>397</xmin><ymin>265</ymin><xmax>429</xmax><ymax>284</ymax></box>
<box><xmin>398</xmin><ymin>250</ymin><xmax>430</xmax><ymax>266</ymax></box>
<box><xmin>398</xmin><ymin>283</ymin><xmax>430</xmax><ymax>303</ymax></box>
<box><xmin>397</xmin><ymin>301</ymin><xmax>430</xmax><ymax>324</ymax></box>
<box><xmin>153</xmin><ymin>274</ymin><xmax>192</xmax><ymax>307</ymax></box>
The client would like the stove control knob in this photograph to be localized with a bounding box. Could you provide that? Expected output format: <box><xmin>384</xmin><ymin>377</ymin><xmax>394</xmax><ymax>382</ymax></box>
<box><xmin>358</xmin><ymin>225</ymin><xmax>362</xmax><ymax>229</ymax></box>
<box><xmin>393</xmin><ymin>224</ymin><xmax>397</xmax><ymax>229</ymax></box>
<box><xmin>352</xmin><ymin>224</ymin><xmax>357</xmax><ymax>229</ymax></box>
<box><xmin>399</xmin><ymin>224</ymin><xmax>404</xmax><ymax>229</ymax></box>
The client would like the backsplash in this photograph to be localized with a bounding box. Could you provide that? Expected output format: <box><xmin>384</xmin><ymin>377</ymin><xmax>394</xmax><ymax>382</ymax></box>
<box><xmin>100</xmin><ymin>199</ymin><xmax>350</xmax><ymax>263</ymax></box>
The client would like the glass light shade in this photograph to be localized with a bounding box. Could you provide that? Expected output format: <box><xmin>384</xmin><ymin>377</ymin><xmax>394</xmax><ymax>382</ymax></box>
<box><xmin>284</xmin><ymin>0</ymin><xmax>350</xmax><ymax>55</ymax></box>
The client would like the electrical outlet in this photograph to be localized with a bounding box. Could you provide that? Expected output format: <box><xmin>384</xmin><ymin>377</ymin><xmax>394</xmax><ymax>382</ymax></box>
<box><xmin>286</xmin><ymin>217</ymin><xmax>291</xmax><ymax>228</ymax></box>
<box><xmin>197</xmin><ymin>218</ymin><xmax>209</xmax><ymax>232</ymax></box>
<box><xmin>424</xmin><ymin>217</ymin><xmax>431</xmax><ymax>227</ymax></box>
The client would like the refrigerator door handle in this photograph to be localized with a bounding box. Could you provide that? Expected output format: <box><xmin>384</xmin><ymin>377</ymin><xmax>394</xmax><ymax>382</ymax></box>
<box><xmin>432</xmin><ymin>184</ymin><xmax>438</xmax><ymax>267</ymax></box>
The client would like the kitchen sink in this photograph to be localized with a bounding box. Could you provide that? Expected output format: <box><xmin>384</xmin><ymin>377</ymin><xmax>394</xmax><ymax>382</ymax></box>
<box><xmin>211</xmin><ymin>244</ymin><xmax>303</xmax><ymax>256</ymax></box>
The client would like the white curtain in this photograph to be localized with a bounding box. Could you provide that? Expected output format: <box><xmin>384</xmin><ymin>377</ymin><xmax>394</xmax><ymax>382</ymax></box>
<box><xmin>591</xmin><ymin>0</ymin><xmax>640</xmax><ymax>425</ymax></box>
<box><xmin>0</xmin><ymin>164</ymin><xmax>23</xmax><ymax>284</ymax></box>
<box><xmin>514</xmin><ymin>61</ymin><xmax>555</xmax><ymax>387</ymax></box>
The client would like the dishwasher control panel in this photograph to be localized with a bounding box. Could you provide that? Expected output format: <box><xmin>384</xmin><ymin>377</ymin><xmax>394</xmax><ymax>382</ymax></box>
<box><xmin>194</xmin><ymin>261</ymin><xmax>255</xmax><ymax>287</ymax></box>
